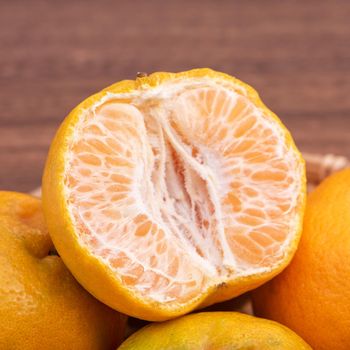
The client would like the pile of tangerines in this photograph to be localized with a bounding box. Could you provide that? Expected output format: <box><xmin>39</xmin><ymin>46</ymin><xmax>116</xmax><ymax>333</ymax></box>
<box><xmin>1</xmin><ymin>69</ymin><xmax>349</xmax><ymax>349</ymax></box>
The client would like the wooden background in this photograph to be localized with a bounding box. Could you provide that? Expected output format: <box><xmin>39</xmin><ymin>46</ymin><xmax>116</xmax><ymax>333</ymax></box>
<box><xmin>0</xmin><ymin>0</ymin><xmax>349</xmax><ymax>192</ymax></box>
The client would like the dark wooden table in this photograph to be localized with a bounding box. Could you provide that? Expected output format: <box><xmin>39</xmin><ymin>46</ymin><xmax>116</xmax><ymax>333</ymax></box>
<box><xmin>1</xmin><ymin>0</ymin><xmax>349</xmax><ymax>192</ymax></box>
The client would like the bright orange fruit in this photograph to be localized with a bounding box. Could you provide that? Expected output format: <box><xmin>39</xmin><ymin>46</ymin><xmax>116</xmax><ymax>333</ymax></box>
<box><xmin>117</xmin><ymin>312</ymin><xmax>311</xmax><ymax>349</ymax></box>
<box><xmin>43</xmin><ymin>68</ymin><xmax>306</xmax><ymax>321</ymax></box>
<box><xmin>0</xmin><ymin>191</ymin><xmax>126</xmax><ymax>349</ymax></box>
<box><xmin>252</xmin><ymin>169</ymin><xmax>350</xmax><ymax>350</ymax></box>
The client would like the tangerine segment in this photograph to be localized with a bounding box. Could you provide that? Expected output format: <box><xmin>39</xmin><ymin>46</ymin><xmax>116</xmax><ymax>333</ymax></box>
<box><xmin>64</xmin><ymin>75</ymin><xmax>304</xmax><ymax>305</ymax></box>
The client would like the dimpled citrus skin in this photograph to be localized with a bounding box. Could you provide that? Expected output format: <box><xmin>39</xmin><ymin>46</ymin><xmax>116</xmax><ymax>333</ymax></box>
<box><xmin>252</xmin><ymin>169</ymin><xmax>350</xmax><ymax>350</ymax></box>
<box><xmin>42</xmin><ymin>68</ymin><xmax>306</xmax><ymax>321</ymax></box>
<box><xmin>0</xmin><ymin>191</ymin><xmax>126</xmax><ymax>350</ymax></box>
<box><xmin>117</xmin><ymin>312</ymin><xmax>311</xmax><ymax>349</ymax></box>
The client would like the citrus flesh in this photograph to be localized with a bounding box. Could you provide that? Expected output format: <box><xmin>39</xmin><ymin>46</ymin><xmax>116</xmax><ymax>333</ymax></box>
<box><xmin>43</xmin><ymin>68</ymin><xmax>306</xmax><ymax>320</ymax></box>
<box><xmin>0</xmin><ymin>191</ymin><xmax>126</xmax><ymax>350</ymax></box>
<box><xmin>252</xmin><ymin>169</ymin><xmax>350</xmax><ymax>350</ymax></box>
<box><xmin>117</xmin><ymin>312</ymin><xmax>311</xmax><ymax>349</ymax></box>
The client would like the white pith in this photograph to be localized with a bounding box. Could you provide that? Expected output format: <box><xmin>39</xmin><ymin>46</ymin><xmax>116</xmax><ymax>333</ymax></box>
<box><xmin>64</xmin><ymin>77</ymin><xmax>304</xmax><ymax>303</ymax></box>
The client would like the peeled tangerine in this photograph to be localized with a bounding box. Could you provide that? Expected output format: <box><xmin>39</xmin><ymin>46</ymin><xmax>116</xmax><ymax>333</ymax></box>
<box><xmin>0</xmin><ymin>192</ymin><xmax>126</xmax><ymax>350</ymax></box>
<box><xmin>42</xmin><ymin>68</ymin><xmax>306</xmax><ymax>321</ymax></box>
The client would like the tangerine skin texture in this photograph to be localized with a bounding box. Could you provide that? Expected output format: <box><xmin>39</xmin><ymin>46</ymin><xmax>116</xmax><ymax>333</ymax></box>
<box><xmin>117</xmin><ymin>312</ymin><xmax>311</xmax><ymax>349</ymax></box>
<box><xmin>42</xmin><ymin>68</ymin><xmax>306</xmax><ymax>321</ymax></box>
<box><xmin>253</xmin><ymin>169</ymin><xmax>350</xmax><ymax>350</ymax></box>
<box><xmin>0</xmin><ymin>192</ymin><xmax>126</xmax><ymax>350</ymax></box>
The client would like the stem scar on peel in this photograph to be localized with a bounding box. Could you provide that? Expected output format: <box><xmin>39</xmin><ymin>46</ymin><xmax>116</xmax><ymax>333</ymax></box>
<box><xmin>136</xmin><ymin>72</ymin><xmax>148</xmax><ymax>78</ymax></box>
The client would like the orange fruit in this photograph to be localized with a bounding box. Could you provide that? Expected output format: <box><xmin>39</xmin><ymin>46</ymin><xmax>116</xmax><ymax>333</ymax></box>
<box><xmin>42</xmin><ymin>68</ymin><xmax>306</xmax><ymax>321</ymax></box>
<box><xmin>117</xmin><ymin>312</ymin><xmax>311</xmax><ymax>349</ymax></box>
<box><xmin>0</xmin><ymin>191</ymin><xmax>126</xmax><ymax>349</ymax></box>
<box><xmin>252</xmin><ymin>169</ymin><xmax>350</xmax><ymax>350</ymax></box>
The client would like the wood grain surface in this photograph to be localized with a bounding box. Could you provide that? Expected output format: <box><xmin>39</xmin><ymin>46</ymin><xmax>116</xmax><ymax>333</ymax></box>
<box><xmin>0</xmin><ymin>0</ymin><xmax>349</xmax><ymax>192</ymax></box>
